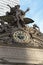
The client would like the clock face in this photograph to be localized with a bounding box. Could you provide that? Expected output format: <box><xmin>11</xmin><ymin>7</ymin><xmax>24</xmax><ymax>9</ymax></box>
<box><xmin>13</xmin><ymin>30</ymin><xmax>30</xmax><ymax>43</ymax></box>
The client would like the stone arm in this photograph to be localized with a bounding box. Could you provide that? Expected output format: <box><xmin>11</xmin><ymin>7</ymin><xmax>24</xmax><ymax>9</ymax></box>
<box><xmin>7</xmin><ymin>5</ymin><xmax>15</xmax><ymax>15</ymax></box>
<box><xmin>20</xmin><ymin>8</ymin><xmax>30</xmax><ymax>15</ymax></box>
<box><xmin>25</xmin><ymin>8</ymin><xmax>30</xmax><ymax>13</ymax></box>
<box><xmin>7</xmin><ymin>5</ymin><xmax>12</xmax><ymax>9</ymax></box>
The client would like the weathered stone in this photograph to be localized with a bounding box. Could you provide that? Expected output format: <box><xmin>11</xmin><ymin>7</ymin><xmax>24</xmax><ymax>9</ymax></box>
<box><xmin>0</xmin><ymin>5</ymin><xmax>43</xmax><ymax>65</ymax></box>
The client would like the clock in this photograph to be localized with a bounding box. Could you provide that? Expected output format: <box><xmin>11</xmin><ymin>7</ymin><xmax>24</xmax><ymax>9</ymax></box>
<box><xmin>13</xmin><ymin>30</ymin><xmax>31</xmax><ymax>43</ymax></box>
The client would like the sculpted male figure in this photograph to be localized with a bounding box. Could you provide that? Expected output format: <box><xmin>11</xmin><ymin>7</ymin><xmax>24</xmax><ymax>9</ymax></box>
<box><xmin>6</xmin><ymin>5</ymin><xmax>30</xmax><ymax>28</ymax></box>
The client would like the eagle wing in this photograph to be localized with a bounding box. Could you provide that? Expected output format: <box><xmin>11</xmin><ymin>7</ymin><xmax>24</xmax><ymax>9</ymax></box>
<box><xmin>24</xmin><ymin>18</ymin><xmax>34</xmax><ymax>24</ymax></box>
<box><xmin>0</xmin><ymin>15</ymin><xmax>14</xmax><ymax>23</ymax></box>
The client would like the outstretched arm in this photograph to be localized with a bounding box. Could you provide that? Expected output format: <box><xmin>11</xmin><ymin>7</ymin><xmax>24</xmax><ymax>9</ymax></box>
<box><xmin>7</xmin><ymin>4</ymin><xmax>11</xmax><ymax>9</ymax></box>
<box><xmin>25</xmin><ymin>8</ymin><xmax>30</xmax><ymax>13</ymax></box>
<box><xmin>21</xmin><ymin>8</ymin><xmax>30</xmax><ymax>15</ymax></box>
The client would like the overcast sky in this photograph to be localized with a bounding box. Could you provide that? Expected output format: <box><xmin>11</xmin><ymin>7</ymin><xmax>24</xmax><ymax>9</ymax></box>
<box><xmin>20</xmin><ymin>0</ymin><xmax>43</xmax><ymax>33</ymax></box>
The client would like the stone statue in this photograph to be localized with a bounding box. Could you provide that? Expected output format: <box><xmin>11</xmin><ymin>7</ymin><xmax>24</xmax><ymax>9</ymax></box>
<box><xmin>6</xmin><ymin>5</ymin><xmax>20</xmax><ymax>15</ymax></box>
<box><xmin>0</xmin><ymin>5</ymin><xmax>43</xmax><ymax>65</ymax></box>
<box><xmin>33</xmin><ymin>24</ymin><xmax>39</xmax><ymax>29</ymax></box>
<box><xmin>0</xmin><ymin>5</ymin><xmax>42</xmax><ymax>48</ymax></box>
<box><xmin>6</xmin><ymin>5</ymin><xmax>30</xmax><ymax>28</ymax></box>
<box><xmin>0</xmin><ymin>4</ymin><xmax>34</xmax><ymax>28</ymax></box>
<box><xmin>33</xmin><ymin>24</ymin><xmax>40</xmax><ymax>35</ymax></box>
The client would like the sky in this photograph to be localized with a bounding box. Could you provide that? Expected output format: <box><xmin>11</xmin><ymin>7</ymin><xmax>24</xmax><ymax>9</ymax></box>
<box><xmin>20</xmin><ymin>0</ymin><xmax>43</xmax><ymax>33</ymax></box>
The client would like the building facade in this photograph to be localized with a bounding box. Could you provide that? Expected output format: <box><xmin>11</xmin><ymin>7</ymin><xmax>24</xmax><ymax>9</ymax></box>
<box><xmin>0</xmin><ymin>0</ymin><xmax>19</xmax><ymax>16</ymax></box>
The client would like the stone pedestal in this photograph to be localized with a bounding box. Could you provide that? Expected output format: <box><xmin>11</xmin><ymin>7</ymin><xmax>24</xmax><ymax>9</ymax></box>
<box><xmin>0</xmin><ymin>46</ymin><xmax>43</xmax><ymax>65</ymax></box>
